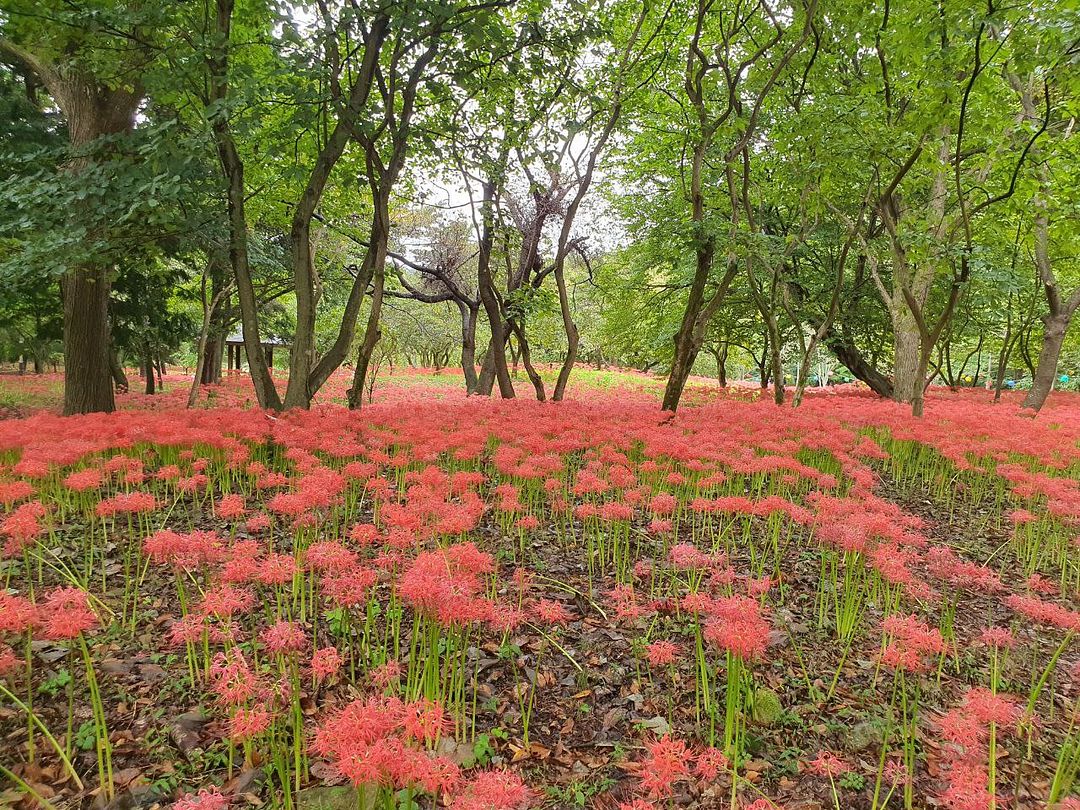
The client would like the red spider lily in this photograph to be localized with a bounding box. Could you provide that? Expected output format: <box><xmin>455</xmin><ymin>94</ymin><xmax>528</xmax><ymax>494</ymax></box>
<box><xmin>640</xmin><ymin>735</ymin><xmax>692</xmax><ymax>797</ymax></box>
<box><xmin>1</xmin><ymin>500</ymin><xmax>46</xmax><ymax>556</ymax></box>
<box><xmin>533</xmin><ymin>599</ymin><xmax>573</xmax><ymax>625</ymax></box>
<box><xmin>880</xmin><ymin>614</ymin><xmax>946</xmax><ymax>673</ymax></box>
<box><xmin>977</xmin><ymin>626</ymin><xmax>1015</xmax><ymax>649</ymax></box>
<box><xmin>645</xmin><ymin>640</ymin><xmax>679</xmax><ymax>667</ymax></box>
<box><xmin>41</xmin><ymin>587</ymin><xmax>98</xmax><ymax>640</ymax></box>
<box><xmin>144</xmin><ymin>529</ymin><xmax>225</xmax><ymax>571</ymax></box>
<box><xmin>448</xmin><ymin>770</ymin><xmax>532</xmax><ymax>809</ymax></box>
<box><xmin>173</xmin><ymin>788</ymin><xmax>230</xmax><ymax>810</ymax></box>
<box><xmin>95</xmin><ymin>491</ymin><xmax>157</xmax><ymax>518</ymax></box>
<box><xmin>217</xmin><ymin>494</ymin><xmax>246</xmax><ymax>519</ymax></box>
<box><xmin>808</xmin><ymin>750</ymin><xmax>850</xmax><ymax>778</ymax></box>
<box><xmin>310</xmin><ymin>647</ymin><xmax>342</xmax><ymax>683</ymax></box>
<box><xmin>0</xmin><ymin>644</ymin><xmax>19</xmax><ymax>676</ymax></box>
<box><xmin>228</xmin><ymin>705</ymin><xmax>272</xmax><ymax>741</ymax></box>
<box><xmin>694</xmin><ymin>746</ymin><xmax>730</xmax><ymax>780</ymax></box>
<box><xmin>312</xmin><ymin>695</ymin><xmax>461</xmax><ymax>795</ymax></box>
<box><xmin>260</xmin><ymin>620</ymin><xmax>307</xmax><ymax>654</ymax></box>
<box><xmin>702</xmin><ymin>595</ymin><xmax>770</xmax><ymax>662</ymax></box>
<box><xmin>0</xmin><ymin>592</ymin><xmax>38</xmax><ymax>633</ymax></box>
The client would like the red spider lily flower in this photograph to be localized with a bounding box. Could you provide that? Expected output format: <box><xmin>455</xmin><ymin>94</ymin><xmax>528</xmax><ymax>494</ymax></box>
<box><xmin>702</xmin><ymin>595</ymin><xmax>770</xmax><ymax>661</ymax></box>
<box><xmin>977</xmin><ymin>626</ymin><xmax>1015</xmax><ymax>649</ymax></box>
<box><xmin>95</xmin><ymin>491</ymin><xmax>157</xmax><ymax>518</ymax></box>
<box><xmin>1027</xmin><ymin>573</ymin><xmax>1058</xmax><ymax>595</ymax></box>
<box><xmin>197</xmin><ymin>584</ymin><xmax>255</xmax><ymax>620</ymax></box>
<box><xmin>0</xmin><ymin>644</ymin><xmax>19</xmax><ymax>677</ymax></box>
<box><xmin>370</xmin><ymin>660</ymin><xmax>402</xmax><ymax>689</ymax></box>
<box><xmin>402</xmin><ymin>698</ymin><xmax>447</xmax><ymax>744</ymax></box>
<box><xmin>939</xmin><ymin>757</ymin><xmax>993</xmax><ymax>810</ymax></box>
<box><xmin>880</xmin><ymin>614</ymin><xmax>946</xmax><ymax>673</ymax></box>
<box><xmin>1006</xmin><ymin>593</ymin><xmax>1080</xmax><ymax>632</ymax></box>
<box><xmin>808</xmin><ymin>751</ymin><xmax>849</xmax><ymax>778</ymax></box>
<box><xmin>41</xmin><ymin>587</ymin><xmax>98</xmax><ymax>640</ymax></box>
<box><xmin>0</xmin><ymin>480</ymin><xmax>33</xmax><ymax>505</ymax></box>
<box><xmin>217</xmin><ymin>494</ymin><xmax>246</xmax><ymax>519</ymax></box>
<box><xmin>694</xmin><ymin>746</ymin><xmax>729</xmax><ymax>781</ymax></box>
<box><xmin>258</xmin><ymin>553</ymin><xmax>299</xmax><ymax>586</ymax></box>
<box><xmin>209</xmin><ymin>650</ymin><xmax>260</xmax><ymax>706</ymax></box>
<box><xmin>1</xmin><ymin>500</ymin><xmax>46</xmax><ymax>556</ymax></box>
<box><xmin>448</xmin><ymin>770</ymin><xmax>532</xmax><ymax>809</ymax></box>
<box><xmin>645</xmin><ymin>640</ymin><xmax>679</xmax><ymax>668</ymax></box>
<box><xmin>0</xmin><ymin>591</ymin><xmax>38</xmax><ymax>633</ymax></box>
<box><xmin>669</xmin><ymin>543</ymin><xmax>710</xmax><ymax>569</ymax></box>
<box><xmin>228</xmin><ymin>705</ymin><xmax>271</xmax><ymax>741</ymax></box>
<box><xmin>144</xmin><ymin>529</ymin><xmax>225</xmax><ymax>570</ymax></box>
<box><xmin>260</xmin><ymin>620</ymin><xmax>307</xmax><ymax>654</ymax></box>
<box><xmin>310</xmin><ymin>647</ymin><xmax>342</xmax><ymax>683</ymax></box>
<box><xmin>398</xmin><ymin>544</ymin><xmax>495</xmax><ymax>627</ymax></box>
<box><xmin>173</xmin><ymin>788</ymin><xmax>230</xmax><ymax>810</ymax></box>
<box><xmin>322</xmin><ymin>569</ymin><xmax>378</xmax><ymax>609</ymax></box>
<box><xmin>63</xmin><ymin>467</ymin><xmax>103</xmax><ymax>492</ymax></box>
<box><xmin>533</xmin><ymin>599</ymin><xmax>573</xmax><ymax>625</ymax></box>
<box><xmin>305</xmin><ymin>541</ymin><xmax>358</xmax><ymax>574</ymax></box>
<box><xmin>640</xmin><ymin>735</ymin><xmax>692</xmax><ymax>797</ymax></box>
<box><xmin>313</xmin><ymin>695</ymin><xmax>461</xmax><ymax>794</ymax></box>
<box><xmin>244</xmin><ymin>513</ymin><xmax>271</xmax><ymax>534</ymax></box>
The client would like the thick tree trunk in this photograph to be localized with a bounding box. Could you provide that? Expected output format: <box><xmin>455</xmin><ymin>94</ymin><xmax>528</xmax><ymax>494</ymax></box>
<box><xmin>1022</xmin><ymin>314</ymin><xmax>1068</xmax><ymax>412</ymax></box>
<box><xmin>108</xmin><ymin>338</ymin><xmax>128</xmax><ymax>394</ymax></box>
<box><xmin>61</xmin><ymin>266</ymin><xmax>116</xmax><ymax>414</ymax></box>
<box><xmin>143</xmin><ymin>353</ymin><xmax>155</xmax><ymax>395</ymax></box>
<box><xmin>892</xmin><ymin>308</ymin><xmax>922</xmax><ymax>403</ymax></box>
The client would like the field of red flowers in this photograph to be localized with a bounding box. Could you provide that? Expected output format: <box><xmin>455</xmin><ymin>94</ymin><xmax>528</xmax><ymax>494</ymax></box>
<box><xmin>1</xmin><ymin>371</ymin><xmax>1079</xmax><ymax>810</ymax></box>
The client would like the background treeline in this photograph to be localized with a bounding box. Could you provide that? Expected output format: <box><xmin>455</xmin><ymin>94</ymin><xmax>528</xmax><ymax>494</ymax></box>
<box><xmin>0</xmin><ymin>0</ymin><xmax>1077</xmax><ymax>415</ymax></box>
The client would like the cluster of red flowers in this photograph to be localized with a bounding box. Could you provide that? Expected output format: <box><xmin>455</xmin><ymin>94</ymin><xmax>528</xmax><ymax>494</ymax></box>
<box><xmin>937</xmin><ymin>688</ymin><xmax>1022</xmax><ymax>810</ymax></box>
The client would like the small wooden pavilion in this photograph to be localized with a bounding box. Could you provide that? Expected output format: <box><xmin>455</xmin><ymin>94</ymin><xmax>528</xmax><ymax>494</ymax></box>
<box><xmin>224</xmin><ymin>333</ymin><xmax>290</xmax><ymax>371</ymax></box>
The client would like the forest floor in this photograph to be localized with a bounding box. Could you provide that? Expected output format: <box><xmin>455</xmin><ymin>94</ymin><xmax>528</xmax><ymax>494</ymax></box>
<box><xmin>0</xmin><ymin>368</ymin><xmax>1078</xmax><ymax>810</ymax></box>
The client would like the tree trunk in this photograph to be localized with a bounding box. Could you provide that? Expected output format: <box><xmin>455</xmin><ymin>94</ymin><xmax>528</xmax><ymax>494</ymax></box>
<box><xmin>509</xmin><ymin>320</ymin><xmax>545</xmax><ymax>401</ymax></box>
<box><xmin>210</xmin><ymin>0</ymin><xmax>281</xmax><ymax>411</ymax></box>
<box><xmin>458</xmin><ymin>301</ymin><xmax>479</xmax><ymax>394</ymax></box>
<box><xmin>551</xmin><ymin>263</ymin><xmax>578</xmax><ymax>402</ymax></box>
<box><xmin>1022</xmin><ymin>314</ymin><xmax>1069</xmax><ymax>412</ymax></box>
<box><xmin>892</xmin><ymin>308</ymin><xmax>922</xmax><ymax>403</ymax></box>
<box><xmin>476</xmin><ymin>181</ymin><xmax>515</xmax><ymax>398</ymax></box>
<box><xmin>821</xmin><ymin>325</ymin><xmax>893</xmax><ymax>397</ymax></box>
<box><xmin>347</xmin><ymin>265</ymin><xmax>385</xmax><ymax>409</ymax></box>
<box><xmin>143</xmin><ymin>353</ymin><xmax>155</xmax><ymax>395</ymax></box>
<box><xmin>61</xmin><ymin>266</ymin><xmax>116</xmax><ymax>414</ymax></box>
<box><xmin>108</xmin><ymin>337</ymin><xmax>128</xmax><ymax>394</ymax></box>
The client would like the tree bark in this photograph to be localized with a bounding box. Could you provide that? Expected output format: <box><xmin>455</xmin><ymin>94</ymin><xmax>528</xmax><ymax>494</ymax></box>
<box><xmin>821</xmin><ymin>325</ymin><xmax>894</xmax><ymax>397</ymax></box>
<box><xmin>347</xmin><ymin>264</ymin><xmax>385</xmax><ymax>409</ymax></box>
<box><xmin>61</xmin><ymin>265</ymin><xmax>116</xmax><ymax>414</ymax></box>
<box><xmin>210</xmin><ymin>0</ymin><xmax>281</xmax><ymax>410</ymax></box>
<box><xmin>458</xmin><ymin>301</ymin><xmax>479</xmax><ymax>394</ymax></box>
<box><xmin>476</xmin><ymin>181</ymin><xmax>515</xmax><ymax>398</ymax></box>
